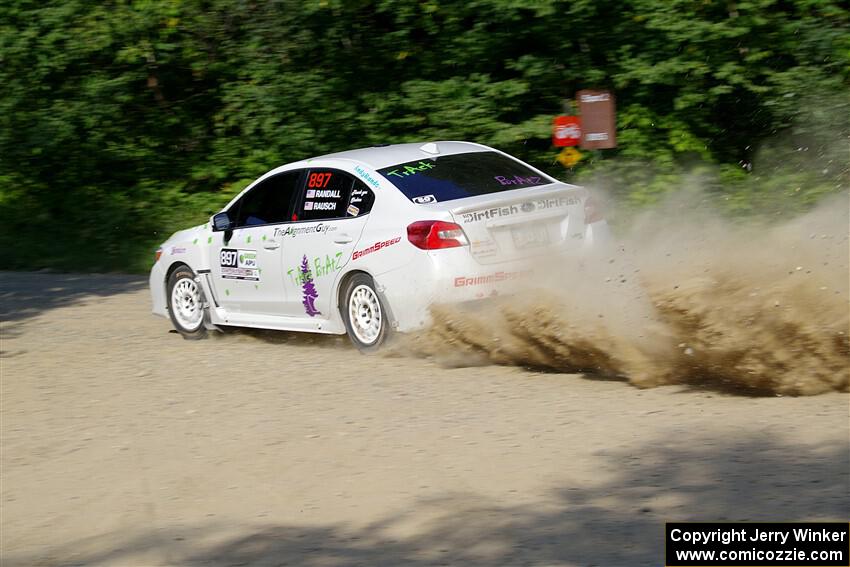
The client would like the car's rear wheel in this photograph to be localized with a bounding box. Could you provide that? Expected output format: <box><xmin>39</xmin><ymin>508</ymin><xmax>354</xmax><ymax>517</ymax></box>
<box><xmin>342</xmin><ymin>274</ymin><xmax>389</xmax><ymax>352</ymax></box>
<box><xmin>167</xmin><ymin>265</ymin><xmax>208</xmax><ymax>340</ymax></box>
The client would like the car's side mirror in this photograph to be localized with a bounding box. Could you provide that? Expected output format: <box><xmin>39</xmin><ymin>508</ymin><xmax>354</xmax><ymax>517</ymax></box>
<box><xmin>212</xmin><ymin>212</ymin><xmax>232</xmax><ymax>232</ymax></box>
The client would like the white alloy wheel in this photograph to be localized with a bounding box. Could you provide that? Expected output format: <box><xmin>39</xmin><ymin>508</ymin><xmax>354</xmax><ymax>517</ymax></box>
<box><xmin>348</xmin><ymin>284</ymin><xmax>383</xmax><ymax>345</ymax></box>
<box><xmin>170</xmin><ymin>277</ymin><xmax>204</xmax><ymax>331</ymax></box>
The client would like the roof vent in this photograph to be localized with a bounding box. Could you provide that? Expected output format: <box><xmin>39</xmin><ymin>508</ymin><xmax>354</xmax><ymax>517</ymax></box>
<box><xmin>419</xmin><ymin>142</ymin><xmax>439</xmax><ymax>155</ymax></box>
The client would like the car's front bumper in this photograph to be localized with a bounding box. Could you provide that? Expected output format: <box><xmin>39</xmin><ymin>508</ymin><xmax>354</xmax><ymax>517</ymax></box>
<box><xmin>149</xmin><ymin>261</ymin><xmax>168</xmax><ymax>318</ymax></box>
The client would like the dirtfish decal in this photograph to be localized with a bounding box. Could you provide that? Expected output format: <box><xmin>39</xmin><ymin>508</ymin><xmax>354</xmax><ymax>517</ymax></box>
<box><xmin>461</xmin><ymin>196</ymin><xmax>582</xmax><ymax>223</ymax></box>
<box><xmin>300</xmin><ymin>255</ymin><xmax>321</xmax><ymax>317</ymax></box>
<box><xmin>462</xmin><ymin>205</ymin><xmax>519</xmax><ymax>223</ymax></box>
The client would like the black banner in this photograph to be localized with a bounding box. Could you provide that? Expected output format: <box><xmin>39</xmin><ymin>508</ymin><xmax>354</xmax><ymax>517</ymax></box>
<box><xmin>666</xmin><ymin>522</ymin><xmax>849</xmax><ymax>566</ymax></box>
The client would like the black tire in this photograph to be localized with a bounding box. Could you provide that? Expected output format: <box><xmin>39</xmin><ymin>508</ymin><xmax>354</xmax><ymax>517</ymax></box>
<box><xmin>166</xmin><ymin>265</ymin><xmax>208</xmax><ymax>340</ymax></box>
<box><xmin>341</xmin><ymin>274</ymin><xmax>390</xmax><ymax>352</ymax></box>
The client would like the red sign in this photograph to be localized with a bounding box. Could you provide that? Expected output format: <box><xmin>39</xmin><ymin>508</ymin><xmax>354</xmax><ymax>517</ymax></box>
<box><xmin>553</xmin><ymin>115</ymin><xmax>581</xmax><ymax>147</ymax></box>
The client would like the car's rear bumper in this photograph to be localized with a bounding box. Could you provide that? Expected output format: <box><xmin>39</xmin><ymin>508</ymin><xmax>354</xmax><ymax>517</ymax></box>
<box><xmin>584</xmin><ymin>220</ymin><xmax>613</xmax><ymax>248</ymax></box>
<box><xmin>376</xmin><ymin>220</ymin><xmax>614</xmax><ymax>332</ymax></box>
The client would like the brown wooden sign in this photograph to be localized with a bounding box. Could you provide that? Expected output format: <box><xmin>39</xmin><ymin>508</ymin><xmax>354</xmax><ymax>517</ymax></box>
<box><xmin>577</xmin><ymin>90</ymin><xmax>616</xmax><ymax>149</ymax></box>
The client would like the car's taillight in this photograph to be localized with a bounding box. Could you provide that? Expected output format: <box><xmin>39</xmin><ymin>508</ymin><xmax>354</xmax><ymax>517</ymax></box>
<box><xmin>407</xmin><ymin>220</ymin><xmax>468</xmax><ymax>250</ymax></box>
<box><xmin>584</xmin><ymin>196</ymin><xmax>604</xmax><ymax>224</ymax></box>
<box><xmin>155</xmin><ymin>248</ymin><xmax>163</xmax><ymax>263</ymax></box>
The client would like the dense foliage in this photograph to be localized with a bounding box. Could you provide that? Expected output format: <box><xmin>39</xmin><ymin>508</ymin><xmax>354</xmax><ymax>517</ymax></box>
<box><xmin>1</xmin><ymin>0</ymin><xmax>847</xmax><ymax>272</ymax></box>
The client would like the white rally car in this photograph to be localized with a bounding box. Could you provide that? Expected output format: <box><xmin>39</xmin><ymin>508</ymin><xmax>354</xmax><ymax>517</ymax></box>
<box><xmin>150</xmin><ymin>141</ymin><xmax>610</xmax><ymax>350</ymax></box>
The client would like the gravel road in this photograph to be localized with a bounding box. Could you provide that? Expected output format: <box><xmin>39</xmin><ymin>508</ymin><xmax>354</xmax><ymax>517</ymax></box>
<box><xmin>1</xmin><ymin>271</ymin><xmax>848</xmax><ymax>566</ymax></box>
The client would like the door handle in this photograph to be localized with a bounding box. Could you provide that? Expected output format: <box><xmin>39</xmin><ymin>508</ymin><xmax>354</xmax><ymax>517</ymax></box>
<box><xmin>263</xmin><ymin>242</ymin><xmax>281</xmax><ymax>250</ymax></box>
<box><xmin>333</xmin><ymin>235</ymin><xmax>353</xmax><ymax>245</ymax></box>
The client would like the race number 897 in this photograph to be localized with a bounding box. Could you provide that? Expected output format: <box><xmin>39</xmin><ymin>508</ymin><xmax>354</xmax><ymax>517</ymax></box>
<box><xmin>220</xmin><ymin>249</ymin><xmax>238</xmax><ymax>267</ymax></box>
<box><xmin>308</xmin><ymin>172</ymin><xmax>332</xmax><ymax>188</ymax></box>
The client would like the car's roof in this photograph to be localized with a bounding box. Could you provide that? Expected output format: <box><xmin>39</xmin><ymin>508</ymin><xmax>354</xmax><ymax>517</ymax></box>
<box><xmin>307</xmin><ymin>141</ymin><xmax>492</xmax><ymax>170</ymax></box>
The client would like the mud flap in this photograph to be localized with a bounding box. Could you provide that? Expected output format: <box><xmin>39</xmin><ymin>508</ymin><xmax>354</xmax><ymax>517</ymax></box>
<box><xmin>195</xmin><ymin>272</ymin><xmax>223</xmax><ymax>332</ymax></box>
<box><xmin>372</xmin><ymin>276</ymin><xmax>400</xmax><ymax>331</ymax></box>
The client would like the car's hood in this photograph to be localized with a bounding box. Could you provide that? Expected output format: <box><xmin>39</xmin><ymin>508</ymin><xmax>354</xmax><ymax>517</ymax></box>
<box><xmin>162</xmin><ymin>223</ymin><xmax>208</xmax><ymax>247</ymax></box>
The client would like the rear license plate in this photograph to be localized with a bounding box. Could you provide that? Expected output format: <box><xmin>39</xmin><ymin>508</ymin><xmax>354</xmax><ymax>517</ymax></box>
<box><xmin>511</xmin><ymin>225</ymin><xmax>550</xmax><ymax>249</ymax></box>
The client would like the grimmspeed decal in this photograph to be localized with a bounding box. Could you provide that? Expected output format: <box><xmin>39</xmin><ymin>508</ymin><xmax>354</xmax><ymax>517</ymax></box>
<box><xmin>453</xmin><ymin>270</ymin><xmax>533</xmax><ymax>287</ymax></box>
<box><xmin>460</xmin><ymin>196</ymin><xmax>582</xmax><ymax>223</ymax></box>
<box><xmin>352</xmin><ymin>237</ymin><xmax>402</xmax><ymax>260</ymax></box>
<box><xmin>220</xmin><ymin>248</ymin><xmax>259</xmax><ymax>281</ymax></box>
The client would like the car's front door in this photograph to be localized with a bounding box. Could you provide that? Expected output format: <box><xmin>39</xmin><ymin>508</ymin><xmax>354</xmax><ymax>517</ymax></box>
<box><xmin>210</xmin><ymin>170</ymin><xmax>304</xmax><ymax>316</ymax></box>
<box><xmin>280</xmin><ymin>168</ymin><xmax>375</xmax><ymax>319</ymax></box>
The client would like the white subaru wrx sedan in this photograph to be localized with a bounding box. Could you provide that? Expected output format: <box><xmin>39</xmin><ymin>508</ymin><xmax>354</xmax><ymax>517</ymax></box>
<box><xmin>149</xmin><ymin>141</ymin><xmax>610</xmax><ymax>350</ymax></box>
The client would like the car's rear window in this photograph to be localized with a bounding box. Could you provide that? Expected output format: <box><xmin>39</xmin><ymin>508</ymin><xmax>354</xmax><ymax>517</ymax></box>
<box><xmin>377</xmin><ymin>151</ymin><xmax>553</xmax><ymax>204</ymax></box>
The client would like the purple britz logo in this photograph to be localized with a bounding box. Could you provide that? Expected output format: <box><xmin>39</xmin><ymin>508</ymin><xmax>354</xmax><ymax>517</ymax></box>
<box><xmin>494</xmin><ymin>175</ymin><xmax>542</xmax><ymax>186</ymax></box>
<box><xmin>300</xmin><ymin>255</ymin><xmax>321</xmax><ymax>317</ymax></box>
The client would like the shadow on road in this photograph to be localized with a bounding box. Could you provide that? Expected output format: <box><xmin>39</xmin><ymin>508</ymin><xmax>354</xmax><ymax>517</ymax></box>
<box><xmin>0</xmin><ymin>272</ymin><xmax>147</xmax><ymax>326</ymax></box>
<box><xmin>5</xmin><ymin>434</ymin><xmax>847</xmax><ymax>567</ymax></box>
<box><xmin>217</xmin><ymin>325</ymin><xmax>354</xmax><ymax>350</ymax></box>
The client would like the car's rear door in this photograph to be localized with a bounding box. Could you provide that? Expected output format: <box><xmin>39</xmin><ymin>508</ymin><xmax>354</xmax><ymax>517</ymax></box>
<box><xmin>280</xmin><ymin>168</ymin><xmax>374</xmax><ymax>319</ymax></box>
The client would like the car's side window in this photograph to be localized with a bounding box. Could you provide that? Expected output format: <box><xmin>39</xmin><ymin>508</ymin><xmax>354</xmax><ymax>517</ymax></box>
<box><xmin>296</xmin><ymin>169</ymin><xmax>353</xmax><ymax>221</ymax></box>
<box><xmin>347</xmin><ymin>179</ymin><xmax>375</xmax><ymax>217</ymax></box>
<box><xmin>296</xmin><ymin>170</ymin><xmax>375</xmax><ymax>221</ymax></box>
<box><xmin>232</xmin><ymin>170</ymin><xmax>303</xmax><ymax>228</ymax></box>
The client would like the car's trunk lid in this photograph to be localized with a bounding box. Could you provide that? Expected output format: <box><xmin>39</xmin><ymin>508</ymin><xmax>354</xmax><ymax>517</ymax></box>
<box><xmin>443</xmin><ymin>183</ymin><xmax>589</xmax><ymax>264</ymax></box>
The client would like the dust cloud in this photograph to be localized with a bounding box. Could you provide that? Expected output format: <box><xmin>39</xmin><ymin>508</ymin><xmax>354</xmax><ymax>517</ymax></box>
<box><xmin>405</xmin><ymin>192</ymin><xmax>849</xmax><ymax>396</ymax></box>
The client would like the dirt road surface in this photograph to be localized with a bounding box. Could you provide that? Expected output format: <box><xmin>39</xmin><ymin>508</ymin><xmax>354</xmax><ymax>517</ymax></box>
<box><xmin>2</xmin><ymin>272</ymin><xmax>848</xmax><ymax>566</ymax></box>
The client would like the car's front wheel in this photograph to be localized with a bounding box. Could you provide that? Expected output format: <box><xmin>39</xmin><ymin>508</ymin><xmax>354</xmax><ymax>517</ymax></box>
<box><xmin>342</xmin><ymin>274</ymin><xmax>389</xmax><ymax>351</ymax></box>
<box><xmin>167</xmin><ymin>265</ymin><xmax>208</xmax><ymax>340</ymax></box>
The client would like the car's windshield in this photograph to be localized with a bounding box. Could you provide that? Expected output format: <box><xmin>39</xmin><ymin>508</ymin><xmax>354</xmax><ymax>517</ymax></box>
<box><xmin>377</xmin><ymin>151</ymin><xmax>553</xmax><ymax>204</ymax></box>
